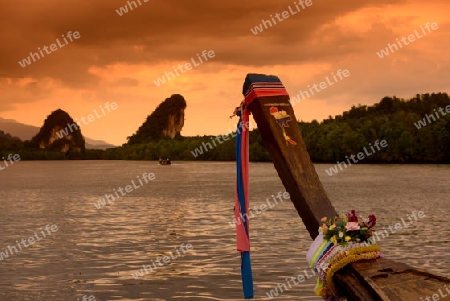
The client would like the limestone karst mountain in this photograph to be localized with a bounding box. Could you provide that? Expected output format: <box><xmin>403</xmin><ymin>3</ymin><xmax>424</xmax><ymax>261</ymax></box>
<box><xmin>0</xmin><ymin>117</ymin><xmax>115</xmax><ymax>150</ymax></box>
<box><xmin>28</xmin><ymin>109</ymin><xmax>85</xmax><ymax>154</ymax></box>
<box><xmin>127</xmin><ymin>94</ymin><xmax>187</xmax><ymax>144</ymax></box>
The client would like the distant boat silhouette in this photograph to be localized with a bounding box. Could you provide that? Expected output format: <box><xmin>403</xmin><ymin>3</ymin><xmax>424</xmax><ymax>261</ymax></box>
<box><xmin>159</xmin><ymin>157</ymin><xmax>171</xmax><ymax>165</ymax></box>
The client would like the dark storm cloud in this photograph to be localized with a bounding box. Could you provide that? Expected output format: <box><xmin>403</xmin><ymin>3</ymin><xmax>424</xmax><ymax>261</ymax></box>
<box><xmin>0</xmin><ymin>0</ymin><xmax>406</xmax><ymax>86</ymax></box>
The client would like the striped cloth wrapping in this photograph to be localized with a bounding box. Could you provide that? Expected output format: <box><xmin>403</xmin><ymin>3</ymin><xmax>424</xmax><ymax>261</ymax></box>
<box><xmin>306</xmin><ymin>233</ymin><xmax>383</xmax><ymax>300</ymax></box>
<box><xmin>242</xmin><ymin>74</ymin><xmax>289</xmax><ymax>105</ymax></box>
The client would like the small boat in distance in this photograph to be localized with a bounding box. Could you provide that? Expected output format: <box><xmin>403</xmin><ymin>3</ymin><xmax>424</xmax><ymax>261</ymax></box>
<box><xmin>159</xmin><ymin>157</ymin><xmax>171</xmax><ymax>165</ymax></box>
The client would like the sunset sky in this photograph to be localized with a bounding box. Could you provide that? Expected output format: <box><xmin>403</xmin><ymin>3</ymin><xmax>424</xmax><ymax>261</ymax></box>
<box><xmin>1</xmin><ymin>0</ymin><xmax>449</xmax><ymax>145</ymax></box>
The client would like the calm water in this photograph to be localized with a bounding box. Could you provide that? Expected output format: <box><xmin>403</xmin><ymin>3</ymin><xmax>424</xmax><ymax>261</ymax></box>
<box><xmin>0</xmin><ymin>161</ymin><xmax>449</xmax><ymax>301</ymax></box>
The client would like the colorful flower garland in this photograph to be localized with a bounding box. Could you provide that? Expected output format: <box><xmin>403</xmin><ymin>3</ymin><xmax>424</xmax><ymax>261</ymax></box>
<box><xmin>306</xmin><ymin>210</ymin><xmax>383</xmax><ymax>300</ymax></box>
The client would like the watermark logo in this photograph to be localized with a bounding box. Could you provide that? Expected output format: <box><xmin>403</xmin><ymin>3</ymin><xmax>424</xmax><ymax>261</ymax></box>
<box><xmin>370</xmin><ymin>210</ymin><xmax>425</xmax><ymax>243</ymax></box>
<box><xmin>94</xmin><ymin>172</ymin><xmax>155</xmax><ymax>209</ymax></box>
<box><xmin>18</xmin><ymin>31</ymin><xmax>81</xmax><ymax>68</ymax></box>
<box><xmin>0</xmin><ymin>224</ymin><xmax>58</xmax><ymax>261</ymax></box>
<box><xmin>325</xmin><ymin>139</ymin><xmax>388</xmax><ymax>176</ymax></box>
<box><xmin>376</xmin><ymin>22</ymin><xmax>439</xmax><ymax>59</ymax></box>
<box><xmin>265</xmin><ymin>267</ymin><xmax>317</xmax><ymax>299</ymax></box>
<box><xmin>190</xmin><ymin>121</ymin><xmax>252</xmax><ymax>158</ymax></box>
<box><xmin>414</xmin><ymin>105</ymin><xmax>450</xmax><ymax>129</ymax></box>
<box><xmin>116</xmin><ymin>0</ymin><xmax>149</xmax><ymax>16</ymax></box>
<box><xmin>420</xmin><ymin>285</ymin><xmax>450</xmax><ymax>301</ymax></box>
<box><xmin>77</xmin><ymin>295</ymin><xmax>96</xmax><ymax>301</ymax></box>
<box><xmin>228</xmin><ymin>191</ymin><xmax>290</xmax><ymax>227</ymax></box>
<box><xmin>0</xmin><ymin>153</ymin><xmax>21</xmax><ymax>171</ymax></box>
<box><xmin>250</xmin><ymin>0</ymin><xmax>313</xmax><ymax>35</ymax></box>
<box><xmin>289</xmin><ymin>69</ymin><xmax>350</xmax><ymax>107</ymax></box>
<box><xmin>55</xmin><ymin>102</ymin><xmax>118</xmax><ymax>139</ymax></box>
<box><xmin>131</xmin><ymin>243</ymin><xmax>193</xmax><ymax>279</ymax></box>
<box><xmin>153</xmin><ymin>50</ymin><xmax>216</xmax><ymax>87</ymax></box>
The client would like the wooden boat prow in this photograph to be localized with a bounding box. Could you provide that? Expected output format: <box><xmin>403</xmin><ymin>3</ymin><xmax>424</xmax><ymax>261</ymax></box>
<box><xmin>336</xmin><ymin>257</ymin><xmax>450</xmax><ymax>300</ymax></box>
<box><xmin>242</xmin><ymin>73</ymin><xmax>450</xmax><ymax>301</ymax></box>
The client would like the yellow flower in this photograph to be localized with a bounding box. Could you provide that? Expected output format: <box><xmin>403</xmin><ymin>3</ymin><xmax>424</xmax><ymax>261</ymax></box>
<box><xmin>330</xmin><ymin>236</ymin><xmax>337</xmax><ymax>244</ymax></box>
<box><xmin>345</xmin><ymin>236</ymin><xmax>351</xmax><ymax>242</ymax></box>
<box><xmin>329</xmin><ymin>225</ymin><xmax>336</xmax><ymax>230</ymax></box>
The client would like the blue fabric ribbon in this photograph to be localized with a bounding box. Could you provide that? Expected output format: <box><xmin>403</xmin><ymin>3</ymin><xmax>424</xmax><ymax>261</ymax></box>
<box><xmin>236</xmin><ymin>109</ymin><xmax>254</xmax><ymax>299</ymax></box>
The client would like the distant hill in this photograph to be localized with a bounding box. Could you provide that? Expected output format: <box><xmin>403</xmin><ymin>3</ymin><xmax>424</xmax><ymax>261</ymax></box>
<box><xmin>84</xmin><ymin>137</ymin><xmax>116</xmax><ymax>150</ymax></box>
<box><xmin>0</xmin><ymin>117</ymin><xmax>39</xmax><ymax>140</ymax></box>
<box><xmin>127</xmin><ymin>94</ymin><xmax>186</xmax><ymax>144</ymax></box>
<box><xmin>0</xmin><ymin>117</ymin><xmax>116</xmax><ymax>150</ymax></box>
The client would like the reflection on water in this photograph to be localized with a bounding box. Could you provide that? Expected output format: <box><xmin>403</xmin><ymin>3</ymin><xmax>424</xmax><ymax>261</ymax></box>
<box><xmin>0</xmin><ymin>161</ymin><xmax>449</xmax><ymax>300</ymax></box>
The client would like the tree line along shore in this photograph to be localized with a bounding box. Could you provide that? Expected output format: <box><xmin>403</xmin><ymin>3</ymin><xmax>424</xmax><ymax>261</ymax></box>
<box><xmin>1</xmin><ymin>93</ymin><xmax>449</xmax><ymax>163</ymax></box>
